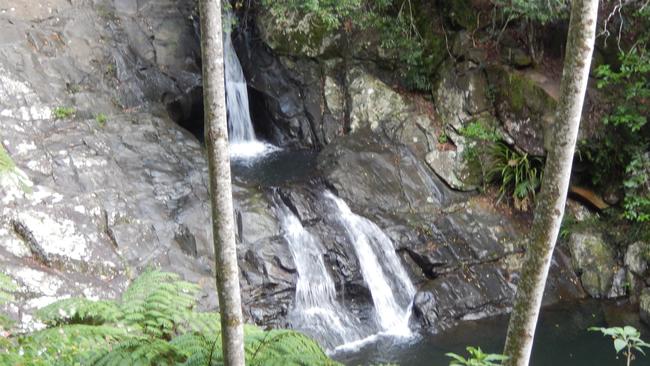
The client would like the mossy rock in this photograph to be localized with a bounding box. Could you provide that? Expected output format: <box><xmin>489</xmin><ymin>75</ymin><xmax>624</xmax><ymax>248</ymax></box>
<box><xmin>257</xmin><ymin>7</ymin><xmax>340</xmax><ymax>58</ymax></box>
<box><xmin>568</xmin><ymin>229</ymin><xmax>617</xmax><ymax>298</ymax></box>
<box><xmin>487</xmin><ymin>66</ymin><xmax>557</xmax><ymax>156</ymax></box>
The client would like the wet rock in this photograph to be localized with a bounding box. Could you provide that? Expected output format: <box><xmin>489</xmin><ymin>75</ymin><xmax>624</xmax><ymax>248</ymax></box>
<box><xmin>318</xmin><ymin>133</ymin><xmax>453</xmax><ymax>218</ymax></box>
<box><xmin>346</xmin><ymin>67</ymin><xmax>435</xmax><ymax>157</ymax></box>
<box><xmin>568</xmin><ymin>230</ymin><xmax>617</xmax><ymax>298</ymax></box>
<box><xmin>233</xmin><ymin>29</ymin><xmax>321</xmax><ymax>147</ymax></box>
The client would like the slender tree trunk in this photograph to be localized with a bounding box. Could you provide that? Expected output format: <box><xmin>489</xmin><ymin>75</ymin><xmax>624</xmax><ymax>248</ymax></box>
<box><xmin>502</xmin><ymin>1</ymin><xmax>598</xmax><ymax>366</ymax></box>
<box><xmin>199</xmin><ymin>1</ymin><xmax>245</xmax><ymax>365</ymax></box>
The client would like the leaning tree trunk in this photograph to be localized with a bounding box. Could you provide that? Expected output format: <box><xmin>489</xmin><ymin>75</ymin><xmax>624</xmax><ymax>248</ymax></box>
<box><xmin>502</xmin><ymin>1</ymin><xmax>599</xmax><ymax>366</ymax></box>
<box><xmin>199</xmin><ymin>0</ymin><xmax>245</xmax><ymax>365</ymax></box>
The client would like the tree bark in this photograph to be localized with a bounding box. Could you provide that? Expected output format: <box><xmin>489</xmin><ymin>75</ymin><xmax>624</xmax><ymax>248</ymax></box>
<box><xmin>502</xmin><ymin>1</ymin><xmax>599</xmax><ymax>366</ymax></box>
<box><xmin>199</xmin><ymin>1</ymin><xmax>245</xmax><ymax>365</ymax></box>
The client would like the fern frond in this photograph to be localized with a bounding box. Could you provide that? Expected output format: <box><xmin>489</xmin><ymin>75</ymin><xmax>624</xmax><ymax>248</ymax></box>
<box><xmin>174</xmin><ymin>311</ymin><xmax>221</xmax><ymax>335</ymax></box>
<box><xmin>171</xmin><ymin>333</ymin><xmax>223</xmax><ymax>366</ymax></box>
<box><xmin>121</xmin><ymin>270</ymin><xmax>200</xmax><ymax>338</ymax></box>
<box><xmin>37</xmin><ymin>298</ymin><xmax>121</xmax><ymax>326</ymax></box>
<box><xmin>89</xmin><ymin>337</ymin><xmax>186</xmax><ymax>366</ymax></box>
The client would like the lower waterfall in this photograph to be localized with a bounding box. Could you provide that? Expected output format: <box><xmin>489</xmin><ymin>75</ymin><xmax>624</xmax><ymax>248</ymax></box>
<box><xmin>275</xmin><ymin>199</ymin><xmax>364</xmax><ymax>351</ymax></box>
<box><xmin>274</xmin><ymin>191</ymin><xmax>416</xmax><ymax>353</ymax></box>
<box><xmin>325</xmin><ymin>191</ymin><xmax>415</xmax><ymax>338</ymax></box>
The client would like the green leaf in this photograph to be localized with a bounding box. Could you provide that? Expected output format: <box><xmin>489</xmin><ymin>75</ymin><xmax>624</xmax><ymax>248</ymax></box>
<box><xmin>614</xmin><ymin>338</ymin><xmax>627</xmax><ymax>353</ymax></box>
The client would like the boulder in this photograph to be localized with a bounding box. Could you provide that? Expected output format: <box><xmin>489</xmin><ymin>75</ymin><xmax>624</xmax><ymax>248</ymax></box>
<box><xmin>257</xmin><ymin>6</ymin><xmax>341</xmax><ymax>58</ymax></box>
<box><xmin>346</xmin><ymin>67</ymin><xmax>436</xmax><ymax>157</ymax></box>
<box><xmin>568</xmin><ymin>230</ymin><xmax>617</xmax><ymax>298</ymax></box>
<box><xmin>487</xmin><ymin>66</ymin><xmax>556</xmax><ymax>156</ymax></box>
<box><xmin>625</xmin><ymin>241</ymin><xmax>649</xmax><ymax>276</ymax></box>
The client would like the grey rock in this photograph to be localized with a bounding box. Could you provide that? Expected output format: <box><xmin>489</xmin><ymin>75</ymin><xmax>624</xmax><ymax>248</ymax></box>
<box><xmin>568</xmin><ymin>230</ymin><xmax>617</xmax><ymax>298</ymax></box>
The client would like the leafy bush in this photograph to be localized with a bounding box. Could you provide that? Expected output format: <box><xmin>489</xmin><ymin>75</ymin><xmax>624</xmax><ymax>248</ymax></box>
<box><xmin>590</xmin><ymin>326</ymin><xmax>650</xmax><ymax>365</ymax></box>
<box><xmin>488</xmin><ymin>142</ymin><xmax>543</xmax><ymax>211</ymax></box>
<box><xmin>446</xmin><ymin>346</ymin><xmax>508</xmax><ymax>366</ymax></box>
<box><xmin>0</xmin><ymin>270</ymin><xmax>338</xmax><ymax>366</ymax></box>
<box><xmin>259</xmin><ymin>0</ymin><xmax>438</xmax><ymax>91</ymax></box>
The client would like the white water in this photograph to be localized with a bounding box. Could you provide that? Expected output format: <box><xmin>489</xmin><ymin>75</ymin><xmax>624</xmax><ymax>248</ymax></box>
<box><xmin>325</xmin><ymin>191</ymin><xmax>416</xmax><ymax>338</ymax></box>
<box><xmin>223</xmin><ymin>13</ymin><xmax>277</xmax><ymax>159</ymax></box>
<box><xmin>275</xmin><ymin>200</ymin><xmax>364</xmax><ymax>350</ymax></box>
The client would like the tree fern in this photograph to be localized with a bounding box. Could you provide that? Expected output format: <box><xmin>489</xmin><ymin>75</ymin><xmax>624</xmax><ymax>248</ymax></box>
<box><xmin>120</xmin><ymin>270</ymin><xmax>199</xmax><ymax>338</ymax></box>
<box><xmin>2</xmin><ymin>269</ymin><xmax>339</xmax><ymax>366</ymax></box>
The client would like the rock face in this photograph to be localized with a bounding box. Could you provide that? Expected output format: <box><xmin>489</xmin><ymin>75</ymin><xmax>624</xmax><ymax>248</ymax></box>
<box><xmin>317</xmin><ymin>133</ymin><xmax>585</xmax><ymax>329</ymax></box>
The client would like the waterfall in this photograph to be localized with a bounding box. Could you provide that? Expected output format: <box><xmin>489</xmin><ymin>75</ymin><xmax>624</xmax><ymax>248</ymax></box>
<box><xmin>275</xmin><ymin>199</ymin><xmax>364</xmax><ymax>351</ymax></box>
<box><xmin>223</xmin><ymin>12</ymin><xmax>276</xmax><ymax>159</ymax></box>
<box><xmin>325</xmin><ymin>191</ymin><xmax>415</xmax><ymax>338</ymax></box>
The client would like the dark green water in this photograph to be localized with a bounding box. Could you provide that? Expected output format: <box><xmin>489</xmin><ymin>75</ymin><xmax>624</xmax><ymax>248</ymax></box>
<box><xmin>335</xmin><ymin>300</ymin><xmax>650</xmax><ymax>366</ymax></box>
<box><xmin>232</xmin><ymin>149</ymin><xmax>318</xmax><ymax>187</ymax></box>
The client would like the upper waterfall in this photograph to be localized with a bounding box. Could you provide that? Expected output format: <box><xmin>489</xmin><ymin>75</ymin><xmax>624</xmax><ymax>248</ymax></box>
<box><xmin>223</xmin><ymin>12</ymin><xmax>276</xmax><ymax>159</ymax></box>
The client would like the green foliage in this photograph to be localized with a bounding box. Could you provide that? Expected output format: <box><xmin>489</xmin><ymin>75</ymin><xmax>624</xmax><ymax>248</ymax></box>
<box><xmin>488</xmin><ymin>142</ymin><xmax>543</xmax><ymax>211</ymax></box>
<box><xmin>37</xmin><ymin>298</ymin><xmax>122</xmax><ymax>326</ymax></box>
<box><xmin>0</xmin><ymin>272</ymin><xmax>16</xmax><ymax>331</ymax></box>
<box><xmin>590</xmin><ymin>326</ymin><xmax>650</xmax><ymax>365</ymax></box>
<box><xmin>53</xmin><ymin>106</ymin><xmax>76</xmax><ymax>119</ymax></box>
<box><xmin>438</xmin><ymin>132</ymin><xmax>449</xmax><ymax>144</ymax></box>
<box><xmin>459</xmin><ymin>120</ymin><xmax>500</xmax><ymax>142</ymax></box>
<box><xmin>0</xmin><ymin>270</ymin><xmax>338</xmax><ymax>366</ymax></box>
<box><xmin>446</xmin><ymin>346</ymin><xmax>508</xmax><ymax>366</ymax></box>
<box><xmin>491</xmin><ymin>0</ymin><xmax>568</xmax><ymax>24</ymax></box>
<box><xmin>622</xmin><ymin>152</ymin><xmax>650</xmax><ymax>222</ymax></box>
<box><xmin>260</xmin><ymin>0</ymin><xmax>438</xmax><ymax>91</ymax></box>
<box><xmin>261</xmin><ymin>0</ymin><xmax>364</xmax><ymax>31</ymax></box>
<box><xmin>589</xmin><ymin>5</ymin><xmax>650</xmax><ymax>224</ymax></box>
<box><xmin>95</xmin><ymin>113</ymin><xmax>108</xmax><ymax>126</ymax></box>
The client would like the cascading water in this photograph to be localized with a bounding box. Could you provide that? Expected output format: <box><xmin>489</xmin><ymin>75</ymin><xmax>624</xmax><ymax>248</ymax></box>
<box><xmin>223</xmin><ymin>12</ymin><xmax>276</xmax><ymax>159</ymax></box>
<box><xmin>274</xmin><ymin>199</ymin><xmax>365</xmax><ymax>351</ymax></box>
<box><xmin>222</xmin><ymin>11</ymin><xmax>416</xmax><ymax>354</ymax></box>
<box><xmin>324</xmin><ymin>191</ymin><xmax>416</xmax><ymax>339</ymax></box>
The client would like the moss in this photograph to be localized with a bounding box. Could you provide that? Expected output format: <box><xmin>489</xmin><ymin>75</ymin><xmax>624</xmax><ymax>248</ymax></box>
<box><xmin>259</xmin><ymin>9</ymin><xmax>338</xmax><ymax>58</ymax></box>
<box><xmin>487</xmin><ymin>67</ymin><xmax>556</xmax><ymax>116</ymax></box>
